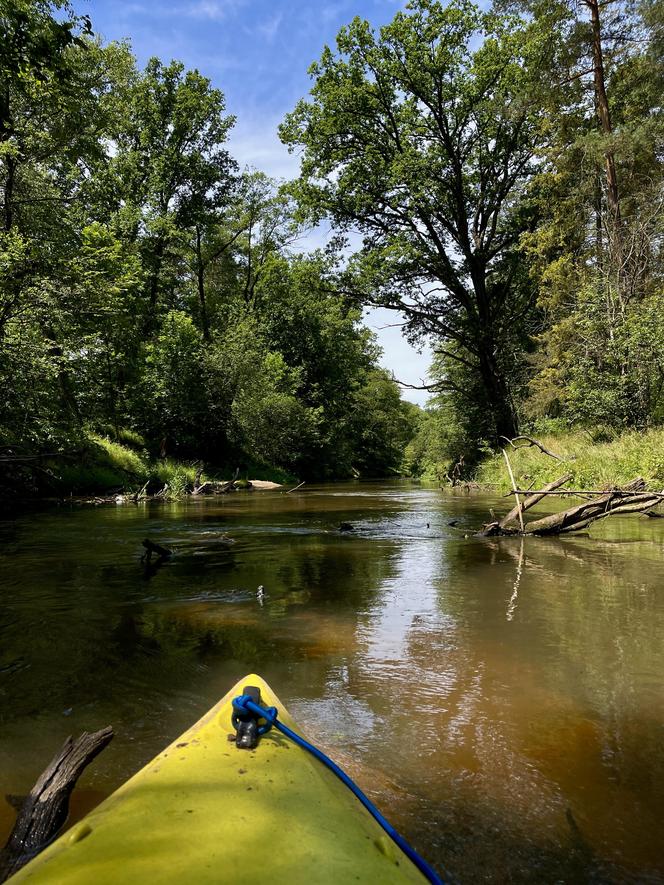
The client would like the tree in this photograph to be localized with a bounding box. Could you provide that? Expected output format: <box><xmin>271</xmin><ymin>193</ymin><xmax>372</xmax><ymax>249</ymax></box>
<box><xmin>518</xmin><ymin>0</ymin><xmax>664</xmax><ymax>428</ymax></box>
<box><xmin>280</xmin><ymin>0</ymin><xmax>553</xmax><ymax>442</ymax></box>
<box><xmin>104</xmin><ymin>57</ymin><xmax>236</xmax><ymax>333</ymax></box>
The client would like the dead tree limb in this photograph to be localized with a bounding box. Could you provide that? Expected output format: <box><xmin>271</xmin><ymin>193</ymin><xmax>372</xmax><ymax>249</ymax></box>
<box><xmin>499</xmin><ymin>436</ymin><xmax>565</xmax><ymax>461</ymax></box>
<box><xmin>479</xmin><ymin>476</ymin><xmax>661</xmax><ymax>537</ymax></box>
<box><xmin>132</xmin><ymin>481</ymin><xmax>149</xmax><ymax>503</ymax></box>
<box><xmin>502</xmin><ymin>449</ymin><xmax>524</xmax><ymax>532</ymax></box>
<box><xmin>522</xmin><ymin>479</ymin><xmax>657</xmax><ymax>535</ymax></box>
<box><xmin>142</xmin><ymin>538</ymin><xmax>172</xmax><ymax>559</ymax></box>
<box><xmin>511</xmin><ymin>488</ymin><xmax>664</xmax><ymax>498</ymax></box>
<box><xmin>0</xmin><ymin>727</ymin><xmax>113</xmax><ymax>882</ymax></box>
<box><xmin>500</xmin><ymin>473</ymin><xmax>574</xmax><ymax>529</ymax></box>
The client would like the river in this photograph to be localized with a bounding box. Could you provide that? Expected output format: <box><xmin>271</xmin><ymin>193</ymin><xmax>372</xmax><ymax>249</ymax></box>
<box><xmin>1</xmin><ymin>482</ymin><xmax>663</xmax><ymax>883</ymax></box>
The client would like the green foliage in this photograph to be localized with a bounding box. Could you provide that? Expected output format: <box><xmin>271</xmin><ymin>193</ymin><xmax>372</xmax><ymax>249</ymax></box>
<box><xmin>49</xmin><ymin>433</ymin><xmax>147</xmax><ymax>493</ymax></box>
<box><xmin>152</xmin><ymin>461</ymin><xmax>198</xmax><ymax>498</ymax></box>
<box><xmin>350</xmin><ymin>371</ymin><xmax>418</xmax><ymax>477</ymax></box>
<box><xmin>140</xmin><ymin>310</ymin><xmax>207</xmax><ymax>452</ymax></box>
<box><xmin>280</xmin><ymin>0</ymin><xmax>557</xmax><ymax>441</ymax></box>
<box><xmin>475</xmin><ymin>429</ymin><xmax>664</xmax><ymax>491</ymax></box>
<box><xmin>4</xmin><ymin>0</ymin><xmax>661</xmax><ymax>494</ymax></box>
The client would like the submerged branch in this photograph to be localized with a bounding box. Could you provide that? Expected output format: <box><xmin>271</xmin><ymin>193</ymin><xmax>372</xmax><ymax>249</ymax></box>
<box><xmin>0</xmin><ymin>728</ymin><xmax>113</xmax><ymax>882</ymax></box>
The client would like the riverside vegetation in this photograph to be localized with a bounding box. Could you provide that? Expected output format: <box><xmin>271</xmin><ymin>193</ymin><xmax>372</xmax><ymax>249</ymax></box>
<box><xmin>1</xmin><ymin>0</ymin><xmax>663</xmax><ymax>496</ymax></box>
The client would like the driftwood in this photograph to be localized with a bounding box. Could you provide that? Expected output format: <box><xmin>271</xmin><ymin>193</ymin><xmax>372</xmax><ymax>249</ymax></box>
<box><xmin>500</xmin><ymin>473</ymin><xmax>574</xmax><ymax>529</ymax></box>
<box><xmin>523</xmin><ymin>478</ymin><xmax>662</xmax><ymax>535</ymax></box>
<box><xmin>499</xmin><ymin>435</ymin><xmax>564</xmax><ymax>461</ymax></box>
<box><xmin>502</xmin><ymin>449</ymin><xmax>524</xmax><ymax>532</ymax></box>
<box><xmin>131</xmin><ymin>480</ymin><xmax>150</xmax><ymax>503</ymax></box>
<box><xmin>286</xmin><ymin>481</ymin><xmax>306</xmax><ymax>494</ymax></box>
<box><xmin>0</xmin><ymin>728</ymin><xmax>113</xmax><ymax>882</ymax></box>
<box><xmin>191</xmin><ymin>480</ymin><xmax>235</xmax><ymax>496</ymax></box>
<box><xmin>480</xmin><ymin>476</ymin><xmax>663</xmax><ymax>536</ymax></box>
<box><xmin>142</xmin><ymin>538</ymin><xmax>172</xmax><ymax>559</ymax></box>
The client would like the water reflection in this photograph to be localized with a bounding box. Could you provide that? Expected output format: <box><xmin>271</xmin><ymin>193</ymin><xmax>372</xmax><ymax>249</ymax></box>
<box><xmin>1</xmin><ymin>485</ymin><xmax>663</xmax><ymax>883</ymax></box>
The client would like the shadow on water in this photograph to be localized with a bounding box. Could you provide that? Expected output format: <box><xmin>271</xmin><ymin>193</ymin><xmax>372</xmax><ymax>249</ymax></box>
<box><xmin>1</xmin><ymin>483</ymin><xmax>664</xmax><ymax>882</ymax></box>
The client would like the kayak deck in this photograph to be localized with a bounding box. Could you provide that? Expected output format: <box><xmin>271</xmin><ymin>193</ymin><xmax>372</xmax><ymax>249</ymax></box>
<box><xmin>11</xmin><ymin>674</ymin><xmax>427</xmax><ymax>883</ymax></box>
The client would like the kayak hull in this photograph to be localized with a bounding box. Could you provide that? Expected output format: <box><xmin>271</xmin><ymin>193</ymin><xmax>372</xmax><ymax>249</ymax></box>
<box><xmin>11</xmin><ymin>674</ymin><xmax>427</xmax><ymax>883</ymax></box>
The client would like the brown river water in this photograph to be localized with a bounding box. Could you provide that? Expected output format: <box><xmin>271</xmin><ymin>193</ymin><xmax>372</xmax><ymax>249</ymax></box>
<box><xmin>0</xmin><ymin>482</ymin><xmax>663</xmax><ymax>883</ymax></box>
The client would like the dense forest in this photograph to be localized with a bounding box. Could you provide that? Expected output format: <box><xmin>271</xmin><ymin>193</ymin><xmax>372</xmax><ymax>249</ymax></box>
<box><xmin>1</xmin><ymin>0</ymin><xmax>662</xmax><ymax>493</ymax></box>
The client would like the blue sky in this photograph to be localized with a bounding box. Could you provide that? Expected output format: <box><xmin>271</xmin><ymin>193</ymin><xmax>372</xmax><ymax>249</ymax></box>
<box><xmin>76</xmin><ymin>0</ymin><xmax>432</xmax><ymax>404</ymax></box>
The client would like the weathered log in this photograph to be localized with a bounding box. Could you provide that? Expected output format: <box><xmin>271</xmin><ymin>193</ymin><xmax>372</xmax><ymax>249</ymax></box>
<box><xmin>523</xmin><ymin>480</ymin><xmax>655</xmax><ymax>535</ymax></box>
<box><xmin>131</xmin><ymin>480</ymin><xmax>150</xmax><ymax>503</ymax></box>
<box><xmin>558</xmin><ymin>497</ymin><xmax>664</xmax><ymax>533</ymax></box>
<box><xmin>0</xmin><ymin>728</ymin><xmax>113</xmax><ymax>882</ymax></box>
<box><xmin>191</xmin><ymin>480</ymin><xmax>213</xmax><ymax>496</ymax></box>
<box><xmin>142</xmin><ymin>538</ymin><xmax>172</xmax><ymax>559</ymax></box>
<box><xmin>500</xmin><ymin>473</ymin><xmax>574</xmax><ymax>529</ymax></box>
<box><xmin>510</xmin><ymin>487</ymin><xmax>663</xmax><ymax>497</ymax></box>
<box><xmin>481</xmin><ymin>477</ymin><xmax>660</xmax><ymax>536</ymax></box>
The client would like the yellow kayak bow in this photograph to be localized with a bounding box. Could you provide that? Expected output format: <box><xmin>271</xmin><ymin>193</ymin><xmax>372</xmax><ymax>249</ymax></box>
<box><xmin>11</xmin><ymin>674</ymin><xmax>437</xmax><ymax>884</ymax></box>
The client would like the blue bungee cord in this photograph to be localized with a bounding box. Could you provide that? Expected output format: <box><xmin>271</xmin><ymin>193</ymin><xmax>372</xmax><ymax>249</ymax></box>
<box><xmin>232</xmin><ymin>693</ymin><xmax>444</xmax><ymax>885</ymax></box>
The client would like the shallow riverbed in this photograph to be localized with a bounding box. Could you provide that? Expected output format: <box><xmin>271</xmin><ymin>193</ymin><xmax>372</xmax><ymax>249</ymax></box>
<box><xmin>1</xmin><ymin>483</ymin><xmax>663</xmax><ymax>882</ymax></box>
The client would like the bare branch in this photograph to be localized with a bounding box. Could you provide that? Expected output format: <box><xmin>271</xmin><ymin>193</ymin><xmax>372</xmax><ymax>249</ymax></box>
<box><xmin>499</xmin><ymin>435</ymin><xmax>565</xmax><ymax>461</ymax></box>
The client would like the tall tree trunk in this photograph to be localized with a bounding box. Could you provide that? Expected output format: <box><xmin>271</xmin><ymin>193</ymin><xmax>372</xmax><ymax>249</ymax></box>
<box><xmin>195</xmin><ymin>226</ymin><xmax>210</xmax><ymax>342</ymax></box>
<box><xmin>146</xmin><ymin>236</ymin><xmax>166</xmax><ymax>330</ymax></box>
<box><xmin>470</xmin><ymin>261</ymin><xmax>519</xmax><ymax>442</ymax></box>
<box><xmin>585</xmin><ymin>0</ymin><xmax>621</xmax><ymax>237</ymax></box>
<box><xmin>477</xmin><ymin>343</ymin><xmax>519</xmax><ymax>442</ymax></box>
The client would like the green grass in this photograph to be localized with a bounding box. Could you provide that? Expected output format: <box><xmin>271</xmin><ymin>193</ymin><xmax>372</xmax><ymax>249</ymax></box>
<box><xmin>43</xmin><ymin>433</ymin><xmax>298</xmax><ymax>496</ymax></box>
<box><xmin>475</xmin><ymin>429</ymin><xmax>664</xmax><ymax>492</ymax></box>
<box><xmin>51</xmin><ymin>434</ymin><xmax>148</xmax><ymax>493</ymax></box>
<box><xmin>152</xmin><ymin>459</ymin><xmax>199</xmax><ymax>498</ymax></box>
<box><xmin>89</xmin><ymin>434</ymin><xmax>148</xmax><ymax>475</ymax></box>
<box><xmin>49</xmin><ymin>436</ymin><xmax>200</xmax><ymax>497</ymax></box>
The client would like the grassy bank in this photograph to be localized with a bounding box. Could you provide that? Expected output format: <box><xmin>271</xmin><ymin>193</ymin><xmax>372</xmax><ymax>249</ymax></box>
<box><xmin>474</xmin><ymin>429</ymin><xmax>664</xmax><ymax>492</ymax></box>
<box><xmin>44</xmin><ymin>434</ymin><xmax>296</xmax><ymax>497</ymax></box>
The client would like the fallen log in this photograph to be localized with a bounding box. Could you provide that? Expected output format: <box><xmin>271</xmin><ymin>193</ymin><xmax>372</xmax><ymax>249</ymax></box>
<box><xmin>479</xmin><ymin>477</ymin><xmax>662</xmax><ymax>536</ymax></box>
<box><xmin>191</xmin><ymin>480</ymin><xmax>213</xmax><ymax>496</ymax></box>
<box><xmin>500</xmin><ymin>473</ymin><xmax>574</xmax><ymax>529</ymax></box>
<box><xmin>142</xmin><ymin>538</ymin><xmax>172</xmax><ymax>559</ymax></box>
<box><xmin>525</xmin><ymin>488</ymin><xmax>661</xmax><ymax>535</ymax></box>
<box><xmin>0</xmin><ymin>727</ymin><xmax>113</xmax><ymax>882</ymax></box>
